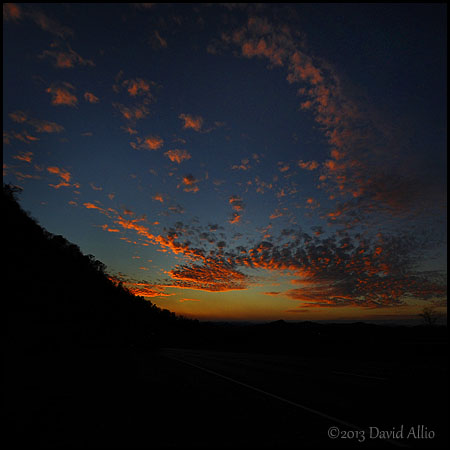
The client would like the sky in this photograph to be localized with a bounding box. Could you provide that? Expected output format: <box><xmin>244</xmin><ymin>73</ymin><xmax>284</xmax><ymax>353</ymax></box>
<box><xmin>3</xmin><ymin>3</ymin><xmax>447</xmax><ymax>323</ymax></box>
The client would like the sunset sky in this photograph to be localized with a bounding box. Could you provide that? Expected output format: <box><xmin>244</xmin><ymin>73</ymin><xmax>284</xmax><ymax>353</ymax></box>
<box><xmin>3</xmin><ymin>3</ymin><xmax>447</xmax><ymax>322</ymax></box>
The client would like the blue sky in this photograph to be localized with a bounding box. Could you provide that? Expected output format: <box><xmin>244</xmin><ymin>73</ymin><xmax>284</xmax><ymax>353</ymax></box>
<box><xmin>3</xmin><ymin>3</ymin><xmax>447</xmax><ymax>321</ymax></box>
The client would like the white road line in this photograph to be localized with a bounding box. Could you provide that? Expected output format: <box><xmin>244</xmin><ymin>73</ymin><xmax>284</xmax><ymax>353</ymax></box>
<box><xmin>331</xmin><ymin>370</ymin><xmax>387</xmax><ymax>381</ymax></box>
<box><xmin>164</xmin><ymin>353</ymin><xmax>408</xmax><ymax>448</ymax></box>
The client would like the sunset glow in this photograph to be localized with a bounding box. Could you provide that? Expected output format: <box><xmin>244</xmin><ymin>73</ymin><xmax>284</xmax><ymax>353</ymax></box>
<box><xmin>3</xmin><ymin>3</ymin><xmax>446</xmax><ymax>322</ymax></box>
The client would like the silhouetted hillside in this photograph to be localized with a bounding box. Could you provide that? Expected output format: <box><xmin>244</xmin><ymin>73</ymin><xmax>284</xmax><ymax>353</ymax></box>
<box><xmin>4</xmin><ymin>184</ymin><xmax>192</xmax><ymax>352</ymax></box>
<box><xmin>3</xmin><ymin>184</ymin><xmax>193</xmax><ymax>448</ymax></box>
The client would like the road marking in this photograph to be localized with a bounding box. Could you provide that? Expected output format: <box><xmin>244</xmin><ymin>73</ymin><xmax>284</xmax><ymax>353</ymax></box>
<box><xmin>331</xmin><ymin>370</ymin><xmax>387</xmax><ymax>381</ymax></box>
<box><xmin>164</xmin><ymin>352</ymin><xmax>408</xmax><ymax>448</ymax></box>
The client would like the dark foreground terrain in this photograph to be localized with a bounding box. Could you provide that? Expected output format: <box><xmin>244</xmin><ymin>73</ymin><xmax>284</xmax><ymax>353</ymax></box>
<box><xmin>5</xmin><ymin>341</ymin><xmax>448</xmax><ymax>449</ymax></box>
<box><xmin>4</xmin><ymin>184</ymin><xmax>448</xmax><ymax>448</ymax></box>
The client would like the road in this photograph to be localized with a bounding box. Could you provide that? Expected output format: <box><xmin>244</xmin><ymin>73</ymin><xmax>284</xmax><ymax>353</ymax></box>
<box><xmin>152</xmin><ymin>347</ymin><xmax>447</xmax><ymax>449</ymax></box>
<box><xmin>6</xmin><ymin>346</ymin><xmax>447</xmax><ymax>448</ymax></box>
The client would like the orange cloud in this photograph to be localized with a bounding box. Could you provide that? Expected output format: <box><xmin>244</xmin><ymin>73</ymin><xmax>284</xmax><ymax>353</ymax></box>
<box><xmin>46</xmin><ymin>83</ymin><xmax>78</xmax><ymax>107</ymax></box>
<box><xmin>179</xmin><ymin>113</ymin><xmax>203</xmax><ymax>132</ymax></box>
<box><xmin>269</xmin><ymin>209</ymin><xmax>283</xmax><ymax>220</ymax></box>
<box><xmin>121</xmin><ymin>126</ymin><xmax>138</xmax><ymax>135</ymax></box>
<box><xmin>229</xmin><ymin>212</ymin><xmax>241</xmax><ymax>224</ymax></box>
<box><xmin>5</xmin><ymin>130</ymin><xmax>39</xmax><ymax>144</ymax></box>
<box><xmin>130</xmin><ymin>135</ymin><xmax>164</xmax><ymax>151</ymax></box>
<box><xmin>47</xmin><ymin>166</ymin><xmax>72</xmax><ymax>189</ymax></box>
<box><xmin>298</xmin><ymin>160</ymin><xmax>319</xmax><ymax>170</ymax></box>
<box><xmin>84</xmin><ymin>92</ymin><xmax>99</xmax><ymax>103</ymax></box>
<box><xmin>40</xmin><ymin>42</ymin><xmax>95</xmax><ymax>69</ymax></box>
<box><xmin>152</xmin><ymin>193</ymin><xmax>164</xmax><ymax>203</ymax></box>
<box><xmin>109</xmin><ymin>275</ymin><xmax>172</xmax><ymax>299</ymax></box>
<box><xmin>143</xmin><ymin>136</ymin><xmax>164</xmax><ymax>150</ymax></box>
<box><xmin>29</xmin><ymin>118</ymin><xmax>64</xmax><ymax>133</ymax></box>
<box><xmin>229</xmin><ymin>195</ymin><xmax>244</xmax><ymax>211</ymax></box>
<box><xmin>3</xmin><ymin>3</ymin><xmax>22</xmax><ymax>21</ymax></box>
<box><xmin>13</xmin><ymin>151</ymin><xmax>33</xmax><ymax>163</ymax></box>
<box><xmin>179</xmin><ymin>174</ymin><xmax>199</xmax><ymax>193</ymax></box>
<box><xmin>28</xmin><ymin>9</ymin><xmax>73</xmax><ymax>39</ymax></box>
<box><xmin>114</xmin><ymin>103</ymin><xmax>149</xmax><ymax>122</ymax></box>
<box><xmin>232</xmin><ymin>158</ymin><xmax>251</xmax><ymax>171</ymax></box>
<box><xmin>123</xmin><ymin>78</ymin><xmax>152</xmax><ymax>97</ymax></box>
<box><xmin>164</xmin><ymin>149</ymin><xmax>191</xmax><ymax>164</ymax></box>
<box><xmin>9</xmin><ymin>110</ymin><xmax>27</xmax><ymax>123</ymax></box>
<box><xmin>168</xmin><ymin>260</ymin><xmax>248</xmax><ymax>292</ymax></box>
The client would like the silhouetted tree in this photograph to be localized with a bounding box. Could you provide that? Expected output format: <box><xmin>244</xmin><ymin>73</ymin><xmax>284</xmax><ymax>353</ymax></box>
<box><xmin>419</xmin><ymin>306</ymin><xmax>443</xmax><ymax>327</ymax></box>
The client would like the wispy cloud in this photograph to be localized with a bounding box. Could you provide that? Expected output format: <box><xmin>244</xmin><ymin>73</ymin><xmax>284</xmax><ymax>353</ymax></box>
<box><xmin>13</xmin><ymin>151</ymin><xmax>33</xmax><ymax>163</ymax></box>
<box><xmin>84</xmin><ymin>92</ymin><xmax>99</xmax><ymax>103</ymax></box>
<box><xmin>151</xmin><ymin>30</ymin><xmax>168</xmax><ymax>49</ymax></box>
<box><xmin>9</xmin><ymin>110</ymin><xmax>64</xmax><ymax>133</ymax></box>
<box><xmin>40</xmin><ymin>42</ymin><xmax>94</xmax><ymax>69</ymax></box>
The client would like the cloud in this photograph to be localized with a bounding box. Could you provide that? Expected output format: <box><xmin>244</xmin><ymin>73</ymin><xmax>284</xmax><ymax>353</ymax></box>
<box><xmin>28</xmin><ymin>8</ymin><xmax>74</xmax><ymax>39</ymax></box>
<box><xmin>46</xmin><ymin>82</ymin><xmax>78</xmax><ymax>107</ymax></box>
<box><xmin>152</xmin><ymin>193</ymin><xmax>164</xmax><ymax>203</ymax></box>
<box><xmin>229</xmin><ymin>194</ymin><xmax>245</xmax><ymax>211</ymax></box>
<box><xmin>89</xmin><ymin>182</ymin><xmax>102</xmax><ymax>191</ymax></box>
<box><xmin>9</xmin><ymin>111</ymin><xmax>65</xmax><ymax>133</ymax></box>
<box><xmin>40</xmin><ymin>42</ymin><xmax>94</xmax><ymax>69</ymax></box>
<box><xmin>231</xmin><ymin>158</ymin><xmax>251</xmax><ymax>171</ymax></box>
<box><xmin>83</xmin><ymin>194</ymin><xmax>445</xmax><ymax>308</ymax></box>
<box><xmin>223</xmin><ymin>14</ymin><xmax>445</xmax><ymax>229</ymax></box>
<box><xmin>123</xmin><ymin>78</ymin><xmax>153</xmax><ymax>97</ymax></box>
<box><xmin>298</xmin><ymin>160</ymin><xmax>319</xmax><ymax>170</ymax></box>
<box><xmin>109</xmin><ymin>274</ymin><xmax>173</xmax><ymax>299</ymax></box>
<box><xmin>47</xmin><ymin>166</ymin><xmax>72</xmax><ymax>189</ymax></box>
<box><xmin>278</xmin><ymin>162</ymin><xmax>290</xmax><ymax>173</ymax></box>
<box><xmin>168</xmin><ymin>259</ymin><xmax>248</xmax><ymax>292</ymax></box>
<box><xmin>179</xmin><ymin>113</ymin><xmax>203</xmax><ymax>132</ymax></box>
<box><xmin>3</xmin><ymin>130</ymin><xmax>39</xmax><ymax>144</ymax></box>
<box><xmin>130</xmin><ymin>135</ymin><xmax>164</xmax><ymax>151</ymax></box>
<box><xmin>269</xmin><ymin>209</ymin><xmax>283</xmax><ymax>220</ymax></box>
<box><xmin>13</xmin><ymin>151</ymin><xmax>33</xmax><ymax>163</ymax></box>
<box><xmin>179</xmin><ymin>174</ymin><xmax>199</xmax><ymax>193</ymax></box>
<box><xmin>121</xmin><ymin>126</ymin><xmax>138</xmax><ymax>135</ymax></box>
<box><xmin>114</xmin><ymin>103</ymin><xmax>149</xmax><ymax>122</ymax></box>
<box><xmin>236</xmin><ymin>230</ymin><xmax>446</xmax><ymax>308</ymax></box>
<box><xmin>3</xmin><ymin>3</ymin><xmax>22</xmax><ymax>21</ymax></box>
<box><xmin>151</xmin><ymin>30</ymin><xmax>168</xmax><ymax>49</ymax></box>
<box><xmin>164</xmin><ymin>149</ymin><xmax>191</xmax><ymax>164</ymax></box>
<box><xmin>84</xmin><ymin>92</ymin><xmax>99</xmax><ymax>103</ymax></box>
<box><xmin>8</xmin><ymin>110</ymin><xmax>27</xmax><ymax>123</ymax></box>
<box><xmin>229</xmin><ymin>212</ymin><xmax>241</xmax><ymax>224</ymax></box>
